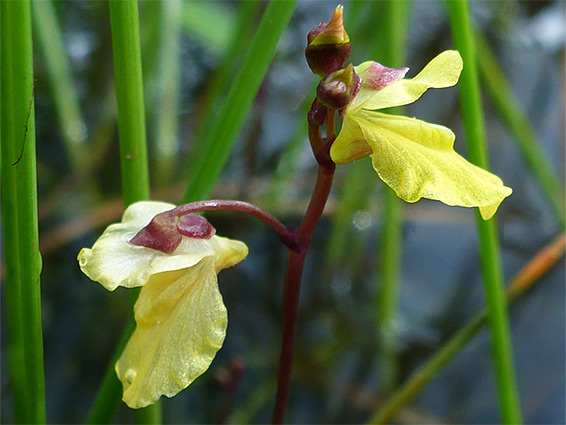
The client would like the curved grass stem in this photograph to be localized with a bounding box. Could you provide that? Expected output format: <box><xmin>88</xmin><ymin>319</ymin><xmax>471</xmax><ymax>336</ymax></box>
<box><xmin>447</xmin><ymin>1</ymin><xmax>523</xmax><ymax>423</ymax></box>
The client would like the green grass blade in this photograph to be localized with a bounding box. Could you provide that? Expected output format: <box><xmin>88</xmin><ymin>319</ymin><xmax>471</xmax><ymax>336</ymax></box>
<box><xmin>88</xmin><ymin>2</ymin><xmax>160</xmax><ymax>423</ymax></box>
<box><xmin>32</xmin><ymin>0</ymin><xmax>88</xmax><ymax>174</ymax></box>
<box><xmin>1</xmin><ymin>1</ymin><xmax>46</xmax><ymax>423</ymax></box>
<box><xmin>182</xmin><ymin>0</ymin><xmax>298</xmax><ymax>203</ymax></box>
<box><xmin>86</xmin><ymin>320</ymin><xmax>135</xmax><ymax>424</ymax></box>
<box><xmin>446</xmin><ymin>1</ymin><xmax>522</xmax><ymax>423</ymax></box>
<box><xmin>1</xmin><ymin>5</ymin><xmax>28</xmax><ymax>420</ymax></box>
<box><xmin>109</xmin><ymin>0</ymin><xmax>150</xmax><ymax>205</ymax></box>
<box><xmin>475</xmin><ymin>32</ymin><xmax>565</xmax><ymax>228</ymax></box>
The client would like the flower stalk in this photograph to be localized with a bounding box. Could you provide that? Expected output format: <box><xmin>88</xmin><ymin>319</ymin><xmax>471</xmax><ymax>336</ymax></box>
<box><xmin>272</xmin><ymin>109</ymin><xmax>336</xmax><ymax>424</ymax></box>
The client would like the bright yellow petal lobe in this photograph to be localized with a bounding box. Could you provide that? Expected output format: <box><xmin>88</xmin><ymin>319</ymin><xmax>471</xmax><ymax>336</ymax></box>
<box><xmin>116</xmin><ymin>258</ymin><xmax>227</xmax><ymax>409</ymax></box>
<box><xmin>330</xmin><ymin>111</ymin><xmax>372</xmax><ymax>164</ymax></box>
<box><xmin>339</xmin><ymin>110</ymin><xmax>512</xmax><ymax>219</ymax></box>
<box><xmin>350</xmin><ymin>50</ymin><xmax>463</xmax><ymax>112</ymax></box>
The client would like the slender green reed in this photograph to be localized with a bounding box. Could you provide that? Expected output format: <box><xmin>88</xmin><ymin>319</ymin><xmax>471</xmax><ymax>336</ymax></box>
<box><xmin>154</xmin><ymin>0</ymin><xmax>182</xmax><ymax>186</ymax></box>
<box><xmin>447</xmin><ymin>1</ymin><xmax>522</xmax><ymax>423</ymax></box>
<box><xmin>110</xmin><ymin>0</ymin><xmax>150</xmax><ymax>205</ymax></box>
<box><xmin>32</xmin><ymin>0</ymin><xmax>88</xmax><ymax>174</ymax></box>
<box><xmin>374</xmin><ymin>0</ymin><xmax>411</xmax><ymax>393</ymax></box>
<box><xmin>86</xmin><ymin>320</ymin><xmax>135</xmax><ymax>424</ymax></box>
<box><xmin>475</xmin><ymin>33</ymin><xmax>565</xmax><ymax>228</ymax></box>
<box><xmin>1</xmin><ymin>1</ymin><xmax>46</xmax><ymax>423</ymax></box>
<box><xmin>182</xmin><ymin>0</ymin><xmax>297</xmax><ymax>203</ymax></box>
<box><xmin>89</xmin><ymin>2</ymin><xmax>160</xmax><ymax>423</ymax></box>
<box><xmin>2</xmin><ymin>6</ymin><xmax>27</xmax><ymax>421</ymax></box>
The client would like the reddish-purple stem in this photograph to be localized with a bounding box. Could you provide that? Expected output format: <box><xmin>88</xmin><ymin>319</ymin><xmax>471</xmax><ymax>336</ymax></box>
<box><xmin>272</xmin><ymin>108</ymin><xmax>336</xmax><ymax>424</ymax></box>
<box><xmin>173</xmin><ymin>200</ymin><xmax>299</xmax><ymax>251</ymax></box>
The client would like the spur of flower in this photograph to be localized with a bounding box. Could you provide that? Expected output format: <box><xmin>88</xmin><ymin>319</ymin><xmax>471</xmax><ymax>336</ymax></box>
<box><xmin>78</xmin><ymin>201</ymin><xmax>248</xmax><ymax>408</ymax></box>
<box><xmin>319</xmin><ymin>50</ymin><xmax>512</xmax><ymax>220</ymax></box>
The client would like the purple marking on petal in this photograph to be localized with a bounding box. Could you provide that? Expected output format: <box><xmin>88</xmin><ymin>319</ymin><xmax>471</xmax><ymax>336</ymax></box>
<box><xmin>177</xmin><ymin>214</ymin><xmax>216</xmax><ymax>239</ymax></box>
<box><xmin>130</xmin><ymin>216</ymin><xmax>182</xmax><ymax>254</ymax></box>
<box><xmin>362</xmin><ymin>62</ymin><xmax>409</xmax><ymax>90</ymax></box>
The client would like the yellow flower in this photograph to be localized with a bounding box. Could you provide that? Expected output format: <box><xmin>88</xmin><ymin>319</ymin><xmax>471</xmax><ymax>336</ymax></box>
<box><xmin>78</xmin><ymin>201</ymin><xmax>248</xmax><ymax>408</ymax></box>
<box><xmin>329</xmin><ymin>50</ymin><xmax>512</xmax><ymax>220</ymax></box>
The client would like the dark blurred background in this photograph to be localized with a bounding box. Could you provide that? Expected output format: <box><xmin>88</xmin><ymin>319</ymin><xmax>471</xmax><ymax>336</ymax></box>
<box><xmin>1</xmin><ymin>1</ymin><xmax>564</xmax><ymax>423</ymax></box>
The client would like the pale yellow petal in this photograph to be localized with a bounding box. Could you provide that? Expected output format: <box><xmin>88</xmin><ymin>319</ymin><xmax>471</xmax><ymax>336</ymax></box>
<box><xmin>350</xmin><ymin>110</ymin><xmax>512</xmax><ymax>219</ymax></box>
<box><xmin>329</xmin><ymin>112</ymin><xmax>373</xmax><ymax>164</ymax></box>
<box><xmin>207</xmin><ymin>236</ymin><xmax>249</xmax><ymax>273</ymax></box>
<box><xmin>78</xmin><ymin>201</ymin><xmax>248</xmax><ymax>291</ymax></box>
<box><xmin>116</xmin><ymin>258</ymin><xmax>227</xmax><ymax>408</ymax></box>
<box><xmin>351</xmin><ymin>50</ymin><xmax>463</xmax><ymax>112</ymax></box>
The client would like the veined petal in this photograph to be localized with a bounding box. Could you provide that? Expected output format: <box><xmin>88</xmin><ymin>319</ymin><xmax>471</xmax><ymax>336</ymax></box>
<box><xmin>77</xmin><ymin>201</ymin><xmax>239</xmax><ymax>291</ymax></box>
<box><xmin>116</xmin><ymin>257</ymin><xmax>228</xmax><ymax>408</ymax></box>
<box><xmin>350</xmin><ymin>110</ymin><xmax>512</xmax><ymax>219</ymax></box>
<box><xmin>330</xmin><ymin>111</ymin><xmax>373</xmax><ymax>164</ymax></box>
<box><xmin>351</xmin><ymin>50</ymin><xmax>463</xmax><ymax>112</ymax></box>
<box><xmin>330</xmin><ymin>108</ymin><xmax>372</xmax><ymax>164</ymax></box>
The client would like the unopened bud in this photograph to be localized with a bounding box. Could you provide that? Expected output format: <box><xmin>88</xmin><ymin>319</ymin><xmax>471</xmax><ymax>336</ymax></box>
<box><xmin>305</xmin><ymin>5</ymin><xmax>351</xmax><ymax>76</ymax></box>
<box><xmin>316</xmin><ymin>65</ymin><xmax>361</xmax><ymax>110</ymax></box>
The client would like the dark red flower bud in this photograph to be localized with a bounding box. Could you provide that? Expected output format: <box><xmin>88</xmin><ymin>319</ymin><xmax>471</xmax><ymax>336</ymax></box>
<box><xmin>305</xmin><ymin>5</ymin><xmax>351</xmax><ymax>76</ymax></box>
<box><xmin>316</xmin><ymin>65</ymin><xmax>361</xmax><ymax>110</ymax></box>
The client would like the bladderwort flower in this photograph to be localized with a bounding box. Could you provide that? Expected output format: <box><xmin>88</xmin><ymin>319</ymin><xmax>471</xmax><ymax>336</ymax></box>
<box><xmin>323</xmin><ymin>50</ymin><xmax>512</xmax><ymax>220</ymax></box>
<box><xmin>78</xmin><ymin>201</ymin><xmax>248</xmax><ymax>408</ymax></box>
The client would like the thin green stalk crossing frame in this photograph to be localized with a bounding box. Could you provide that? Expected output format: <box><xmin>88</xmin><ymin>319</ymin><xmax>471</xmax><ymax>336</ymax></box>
<box><xmin>182</xmin><ymin>0</ymin><xmax>298</xmax><ymax>203</ymax></box>
<box><xmin>447</xmin><ymin>1</ymin><xmax>523</xmax><ymax>423</ymax></box>
<box><xmin>86</xmin><ymin>1</ymin><xmax>160</xmax><ymax>423</ymax></box>
<box><xmin>1</xmin><ymin>1</ymin><xmax>47</xmax><ymax>423</ymax></box>
<box><xmin>110</xmin><ymin>0</ymin><xmax>150</xmax><ymax>206</ymax></box>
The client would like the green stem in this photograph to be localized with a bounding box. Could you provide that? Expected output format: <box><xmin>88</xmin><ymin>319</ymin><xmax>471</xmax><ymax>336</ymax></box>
<box><xmin>32</xmin><ymin>0</ymin><xmax>88</xmax><ymax>174</ymax></box>
<box><xmin>105</xmin><ymin>1</ymin><xmax>160</xmax><ymax>423</ymax></box>
<box><xmin>1</xmin><ymin>1</ymin><xmax>46</xmax><ymax>423</ymax></box>
<box><xmin>375</xmin><ymin>0</ymin><xmax>410</xmax><ymax>394</ymax></box>
<box><xmin>447</xmin><ymin>1</ymin><xmax>522</xmax><ymax>423</ymax></box>
<box><xmin>182</xmin><ymin>0</ymin><xmax>297</xmax><ymax>203</ymax></box>
<box><xmin>86</xmin><ymin>320</ymin><xmax>135</xmax><ymax>424</ymax></box>
<box><xmin>110</xmin><ymin>0</ymin><xmax>150</xmax><ymax>205</ymax></box>
<box><xmin>475</xmin><ymin>32</ymin><xmax>565</xmax><ymax>229</ymax></box>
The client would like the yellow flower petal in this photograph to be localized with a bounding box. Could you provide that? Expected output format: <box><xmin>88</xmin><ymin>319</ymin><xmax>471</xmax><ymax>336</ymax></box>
<box><xmin>77</xmin><ymin>201</ymin><xmax>247</xmax><ymax>291</ymax></box>
<box><xmin>340</xmin><ymin>110</ymin><xmax>512</xmax><ymax>219</ymax></box>
<box><xmin>116</xmin><ymin>257</ymin><xmax>229</xmax><ymax>408</ymax></box>
<box><xmin>329</xmin><ymin>111</ymin><xmax>373</xmax><ymax>164</ymax></box>
<box><xmin>350</xmin><ymin>50</ymin><xmax>463</xmax><ymax>112</ymax></box>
